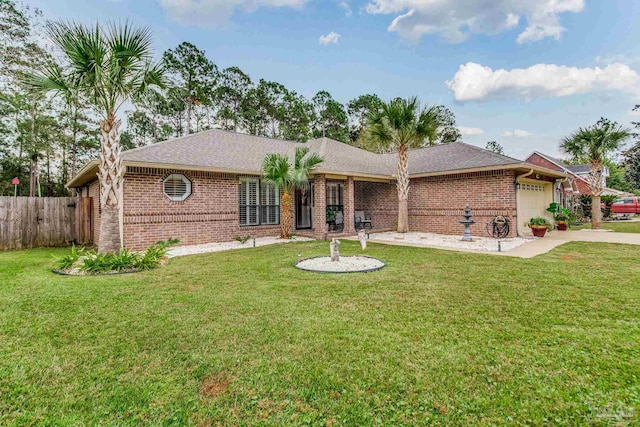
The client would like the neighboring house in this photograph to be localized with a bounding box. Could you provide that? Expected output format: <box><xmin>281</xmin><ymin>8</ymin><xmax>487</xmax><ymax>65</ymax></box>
<box><xmin>525</xmin><ymin>152</ymin><xmax>628</xmax><ymax>208</ymax></box>
<box><xmin>68</xmin><ymin>129</ymin><xmax>566</xmax><ymax>249</ymax></box>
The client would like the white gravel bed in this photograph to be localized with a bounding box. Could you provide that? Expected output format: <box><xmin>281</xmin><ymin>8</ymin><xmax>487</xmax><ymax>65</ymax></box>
<box><xmin>168</xmin><ymin>236</ymin><xmax>313</xmax><ymax>258</ymax></box>
<box><xmin>296</xmin><ymin>256</ymin><xmax>385</xmax><ymax>273</ymax></box>
<box><xmin>367</xmin><ymin>232</ymin><xmax>532</xmax><ymax>252</ymax></box>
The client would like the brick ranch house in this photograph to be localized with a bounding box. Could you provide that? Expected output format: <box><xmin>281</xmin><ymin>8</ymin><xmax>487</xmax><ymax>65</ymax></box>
<box><xmin>67</xmin><ymin>130</ymin><xmax>567</xmax><ymax>250</ymax></box>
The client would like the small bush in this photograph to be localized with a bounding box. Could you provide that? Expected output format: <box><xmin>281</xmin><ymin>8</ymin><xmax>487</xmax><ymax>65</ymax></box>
<box><xmin>55</xmin><ymin>239</ymin><xmax>179</xmax><ymax>275</ymax></box>
<box><xmin>526</xmin><ymin>217</ymin><xmax>552</xmax><ymax>230</ymax></box>
<box><xmin>234</xmin><ymin>235</ymin><xmax>251</xmax><ymax>244</ymax></box>
<box><xmin>81</xmin><ymin>252</ymin><xmax>115</xmax><ymax>273</ymax></box>
<box><xmin>55</xmin><ymin>244</ymin><xmax>84</xmax><ymax>270</ymax></box>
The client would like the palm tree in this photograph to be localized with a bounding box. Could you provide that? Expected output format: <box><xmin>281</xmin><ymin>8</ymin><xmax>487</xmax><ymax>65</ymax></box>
<box><xmin>25</xmin><ymin>22</ymin><xmax>165</xmax><ymax>253</ymax></box>
<box><xmin>262</xmin><ymin>146</ymin><xmax>323</xmax><ymax>238</ymax></box>
<box><xmin>365</xmin><ymin>97</ymin><xmax>442</xmax><ymax>233</ymax></box>
<box><xmin>561</xmin><ymin>118</ymin><xmax>630</xmax><ymax>229</ymax></box>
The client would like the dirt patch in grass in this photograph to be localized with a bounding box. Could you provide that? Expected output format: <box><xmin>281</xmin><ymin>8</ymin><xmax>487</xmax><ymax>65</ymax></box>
<box><xmin>560</xmin><ymin>253</ymin><xmax>584</xmax><ymax>263</ymax></box>
<box><xmin>200</xmin><ymin>373</ymin><xmax>230</xmax><ymax>398</ymax></box>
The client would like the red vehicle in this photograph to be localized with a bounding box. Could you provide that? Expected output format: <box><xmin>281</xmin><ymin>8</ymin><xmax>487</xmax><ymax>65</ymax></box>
<box><xmin>611</xmin><ymin>197</ymin><xmax>640</xmax><ymax>218</ymax></box>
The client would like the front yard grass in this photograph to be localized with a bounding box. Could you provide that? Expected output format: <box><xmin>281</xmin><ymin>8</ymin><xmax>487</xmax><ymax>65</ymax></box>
<box><xmin>1</xmin><ymin>241</ymin><xmax>639</xmax><ymax>426</ymax></box>
<box><xmin>573</xmin><ymin>221</ymin><xmax>640</xmax><ymax>233</ymax></box>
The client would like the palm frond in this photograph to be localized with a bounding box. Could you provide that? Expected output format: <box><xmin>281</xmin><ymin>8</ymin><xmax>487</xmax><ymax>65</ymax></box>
<box><xmin>293</xmin><ymin>146</ymin><xmax>311</xmax><ymax>170</ymax></box>
<box><xmin>35</xmin><ymin>20</ymin><xmax>165</xmax><ymax>118</ymax></box>
<box><xmin>22</xmin><ymin>61</ymin><xmax>71</xmax><ymax>96</ymax></box>
<box><xmin>261</xmin><ymin>147</ymin><xmax>324</xmax><ymax>193</ymax></box>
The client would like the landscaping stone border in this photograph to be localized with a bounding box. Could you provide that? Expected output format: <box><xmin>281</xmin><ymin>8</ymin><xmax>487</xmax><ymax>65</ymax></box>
<box><xmin>51</xmin><ymin>268</ymin><xmax>144</xmax><ymax>276</ymax></box>
<box><xmin>295</xmin><ymin>255</ymin><xmax>385</xmax><ymax>274</ymax></box>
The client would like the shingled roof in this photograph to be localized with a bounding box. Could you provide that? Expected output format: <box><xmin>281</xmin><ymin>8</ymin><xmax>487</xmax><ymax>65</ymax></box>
<box><xmin>68</xmin><ymin>129</ymin><xmax>565</xmax><ymax>187</ymax></box>
<box><xmin>395</xmin><ymin>142</ymin><xmax>525</xmax><ymax>175</ymax></box>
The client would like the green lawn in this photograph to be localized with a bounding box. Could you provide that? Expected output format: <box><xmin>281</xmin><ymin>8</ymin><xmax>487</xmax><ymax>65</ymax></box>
<box><xmin>573</xmin><ymin>221</ymin><xmax>640</xmax><ymax>233</ymax></box>
<box><xmin>1</xmin><ymin>242</ymin><xmax>639</xmax><ymax>426</ymax></box>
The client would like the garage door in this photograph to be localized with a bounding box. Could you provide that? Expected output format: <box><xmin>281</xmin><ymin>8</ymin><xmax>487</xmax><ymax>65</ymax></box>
<box><xmin>517</xmin><ymin>180</ymin><xmax>553</xmax><ymax>236</ymax></box>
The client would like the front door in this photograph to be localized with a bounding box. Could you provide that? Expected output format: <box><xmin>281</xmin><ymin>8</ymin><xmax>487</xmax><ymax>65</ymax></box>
<box><xmin>295</xmin><ymin>184</ymin><xmax>313</xmax><ymax>229</ymax></box>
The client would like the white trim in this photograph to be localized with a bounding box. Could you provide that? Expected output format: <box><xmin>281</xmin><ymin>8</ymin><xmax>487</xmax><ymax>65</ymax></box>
<box><xmin>163</xmin><ymin>173</ymin><xmax>192</xmax><ymax>202</ymax></box>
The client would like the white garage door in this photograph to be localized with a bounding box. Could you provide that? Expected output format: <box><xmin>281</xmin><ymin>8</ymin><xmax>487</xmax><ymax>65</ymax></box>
<box><xmin>517</xmin><ymin>180</ymin><xmax>553</xmax><ymax>236</ymax></box>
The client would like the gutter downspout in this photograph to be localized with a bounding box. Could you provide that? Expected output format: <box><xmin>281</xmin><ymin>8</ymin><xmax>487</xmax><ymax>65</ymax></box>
<box><xmin>514</xmin><ymin>169</ymin><xmax>534</xmax><ymax>237</ymax></box>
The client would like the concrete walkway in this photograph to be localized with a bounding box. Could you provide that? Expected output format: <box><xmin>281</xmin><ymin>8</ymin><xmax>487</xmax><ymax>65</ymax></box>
<box><xmin>352</xmin><ymin>230</ymin><xmax>640</xmax><ymax>259</ymax></box>
<box><xmin>501</xmin><ymin>229</ymin><xmax>640</xmax><ymax>258</ymax></box>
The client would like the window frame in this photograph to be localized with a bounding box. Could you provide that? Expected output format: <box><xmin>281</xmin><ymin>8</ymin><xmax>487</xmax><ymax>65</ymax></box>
<box><xmin>239</xmin><ymin>177</ymin><xmax>280</xmax><ymax>227</ymax></box>
<box><xmin>163</xmin><ymin>173</ymin><xmax>192</xmax><ymax>202</ymax></box>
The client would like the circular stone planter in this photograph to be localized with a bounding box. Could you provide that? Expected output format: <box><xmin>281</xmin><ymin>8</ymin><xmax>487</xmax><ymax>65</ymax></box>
<box><xmin>295</xmin><ymin>256</ymin><xmax>385</xmax><ymax>274</ymax></box>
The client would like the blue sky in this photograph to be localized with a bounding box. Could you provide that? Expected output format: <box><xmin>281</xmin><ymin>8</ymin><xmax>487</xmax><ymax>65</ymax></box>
<box><xmin>24</xmin><ymin>0</ymin><xmax>640</xmax><ymax>159</ymax></box>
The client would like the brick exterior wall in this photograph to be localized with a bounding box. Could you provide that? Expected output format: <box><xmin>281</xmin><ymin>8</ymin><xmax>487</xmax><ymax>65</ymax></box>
<box><xmin>408</xmin><ymin>170</ymin><xmax>518</xmax><ymax>237</ymax></box>
<box><xmin>86</xmin><ymin>167</ymin><xmax>532</xmax><ymax>247</ymax></box>
<box><xmin>526</xmin><ymin>153</ymin><xmax>561</xmax><ymax>172</ymax></box>
<box><xmin>355</xmin><ymin>181</ymin><xmax>398</xmax><ymax>230</ymax></box>
<box><xmin>312</xmin><ymin>175</ymin><xmax>327</xmax><ymax>239</ymax></box>
<box><xmin>526</xmin><ymin>152</ymin><xmax>591</xmax><ymax>196</ymax></box>
<box><xmin>121</xmin><ymin>168</ymin><xmax>281</xmax><ymax>250</ymax></box>
<box><xmin>356</xmin><ymin>171</ymin><xmax>518</xmax><ymax>237</ymax></box>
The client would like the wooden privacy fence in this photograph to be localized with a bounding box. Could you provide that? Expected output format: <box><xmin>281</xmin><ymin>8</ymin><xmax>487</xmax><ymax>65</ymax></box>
<box><xmin>0</xmin><ymin>197</ymin><xmax>92</xmax><ymax>250</ymax></box>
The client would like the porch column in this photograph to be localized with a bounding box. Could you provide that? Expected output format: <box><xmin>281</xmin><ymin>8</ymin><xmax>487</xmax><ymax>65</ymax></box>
<box><xmin>343</xmin><ymin>176</ymin><xmax>355</xmax><ymax>234</ymax></box>
<box><xmin>313</xmin><ymin>175</ymin><xmax>327</xmax><ymax>239</ymax></box>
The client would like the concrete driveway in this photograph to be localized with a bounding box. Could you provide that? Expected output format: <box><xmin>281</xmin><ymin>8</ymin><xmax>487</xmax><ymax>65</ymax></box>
<box><xmin>502</xmin><ymin>229</ymin><xmax>640</xmax><ymax>258</ymax></box>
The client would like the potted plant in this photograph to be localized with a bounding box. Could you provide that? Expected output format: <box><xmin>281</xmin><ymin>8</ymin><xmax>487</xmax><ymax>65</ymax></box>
<box><xmin>554</xmin><ymin>210</ymin><xmax>569</xmax><ymax>231</ymax></box>
<box><xmin>526</xmin><ymin>217</ymin><xmax>552</xmax><ymax>237</ymax></box>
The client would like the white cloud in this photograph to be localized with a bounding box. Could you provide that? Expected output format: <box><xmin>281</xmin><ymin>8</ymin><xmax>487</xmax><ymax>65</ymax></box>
<box><xmin>319</xmin><ymin>31</ymin><xmax>340</xmax><ymax>45</ymax></box>
<box><xmin>596</xmin><ymin>54</ymin><xmax>640</xmax><ymax>67</ymax></box>
<box><xmin>446</xmin><ymin>62</ymin><xmax>640</xmax><ymax>102</ymax></box>
<box><xmin>158</xmin><ymin>0</ymin><xmax>309</xmax><ymax>26</ymax></box>
<box><xmin>365</xmin><ymin>0</ymin><xmax>584</xmax><ymax>43</ymax></box>
<box><xmin>338</xmin><ymin>1</ymin><xmax>352</xmax><ymax>17</ymax></box>
<box><xmin>503</xmin><ymin>129</ymin><xmax>533</xmax><ymax>138</ymax></box>
<box><xmin>458</xmin><ymin>127</ymin><xmax>484</xmax><ymax>136</ymax></box>
<box><xmin>629</xmin><ymin>109</ymin><xmax>640</xmax><ymax>117</ymax></box>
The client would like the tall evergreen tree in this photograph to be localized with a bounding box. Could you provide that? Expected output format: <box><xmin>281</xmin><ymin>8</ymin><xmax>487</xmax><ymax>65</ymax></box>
<box><xmin>312</xmin><ymin>90</ymin><xmax>349</xmax><ymax>142</ymax></box>
<box><xmin>163</xmin><ymin>42</ymin><xmax>217</xmax><ymax>135</ymax></box>
<box><xmin>216</xmin><ymin>66</ymin><xmax>252</xmax><ymax>132</ymax></box>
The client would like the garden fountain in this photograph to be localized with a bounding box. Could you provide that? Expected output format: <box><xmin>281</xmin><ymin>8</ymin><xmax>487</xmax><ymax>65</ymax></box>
<box><xmin>459</xmin><ymin>204</ymin><xmax>475</xmax><ymax>242</ymax></box>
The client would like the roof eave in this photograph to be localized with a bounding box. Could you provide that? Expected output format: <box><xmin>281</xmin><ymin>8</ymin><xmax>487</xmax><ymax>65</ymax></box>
<box><xmin>408</xmin><ymin>163</ymin><xmax>568</xmax><ymax>179</ymax></box>
<box><xmin>66</xmin><ymin>160</ymin><xmax>99</xmax><ymax>188</ymax></box>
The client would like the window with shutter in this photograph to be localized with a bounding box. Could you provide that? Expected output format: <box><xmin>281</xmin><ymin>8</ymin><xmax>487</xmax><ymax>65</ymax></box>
<box><xmin>163</xmin><ymin>174</ymin><xmax>192</xmax><ymax>201</ymax></box>
<box><xmin>240</xmin><ymin>178</ymin><xmax>280</xmax><ymax>226</ymax></box>
<box><xmin>260</xmin><ymin>182</ymin><xmax>280</xmax><ymax>225</ymax></box>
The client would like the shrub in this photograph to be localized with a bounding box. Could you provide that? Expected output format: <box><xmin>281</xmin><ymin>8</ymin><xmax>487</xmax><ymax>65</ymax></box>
<box><xmin>601</xmin><ymin>195</ymin><xmax>618</xmax><ymax>218</ymax></box>
<box><xmin>55</xmin><ymin>239</ymin><xmax>179</xmax><ymax>274</ymax></box>
<box><xmin>526</xmin><ymin>217</ymin><xmax>552</xmax><ymax>230</ymax></box>
<box><xmin>55</xmin><ymin>244</ymin><xmax>84</xmax><ymax>270</ymax></box>
<box><xmin>81</xmin><ymin>252</ymin><xmax>116</xmax><ymax>273</ymax></box>
<box><xmin>133</xmin><ymin>239</ymin><xmax>179</xmax><ymax>271</ymax></box>
<box><xmin>554</xmin><ymin>208</ymin><xmax>570</xmax><ymax>223</ymax></box>
<box><xmin>234</xmin><ymin>235</ymin><xmax>251</xmax><ymax>244</ymax></box>
<box><xmin>546</xmin><ymin>202</ymin><xmax>560</xmax><ymax>214</ymax></box>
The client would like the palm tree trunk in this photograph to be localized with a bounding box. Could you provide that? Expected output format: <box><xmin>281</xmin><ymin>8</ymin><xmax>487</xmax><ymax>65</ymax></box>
<box><xmin>396</xmin><ymin>144</ymin><xmax>410</xmax><ymax>233</ymax></box>
<box><xmin>589</xmin><ymin>161</ymin><xmax>604</xmax><ymax>229</ymax></box>
<box><xmin>281</xmin><ymin>190</ymin><xmax>292</xmax><ymax>238</ymax></box>
<box><xmin>98</xmin><ymin>114</ymin><xmax>124</xmax><ymax>253</ymax></box>
<box><xmin>591</xmin><ymin>195</ymin><xmax>602</xmax><ymax>229</ymax></box>
<box><xmin>29</xmin><ymin>155</ymin><xmax>37</xmax><ymax>197</ymax></box>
